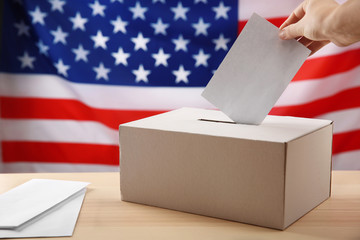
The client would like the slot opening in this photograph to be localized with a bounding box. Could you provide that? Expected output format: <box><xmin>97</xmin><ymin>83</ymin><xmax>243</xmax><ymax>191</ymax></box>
<box><xmin>198</xmin><ymin>118</ymin><xmax>236</xmax><ymax>124</ymax></box>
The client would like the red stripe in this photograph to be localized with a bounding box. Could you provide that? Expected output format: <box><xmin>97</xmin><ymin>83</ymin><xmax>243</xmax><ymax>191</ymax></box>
<box><xmin>2</xmin><ymin>130</ymin><xmax>356</xmax><ymax>164</ymax></box>
<box><xmin>238</xmin><ymin>17</ymin><xmax>286</xmax><ymax>34</ymax></box>
<box><xmin>294</xmin><ymin>49</ymin><xmax>360</xmax><ymax>81</ymax></box>
<box><xmin>333</xmin><ymin>130</ymin><xmax>360</xmax><ymax>155</ymax></box>
<box><xmin>2</xmin><ymin>141</ymin><xmax>119</xmax><ymax>165</ymax></box>
<box><xmin>270</xmin><ymin>87</ymin><xmax>360</xmax><ymax>118</ymax></box>
<box><xmin>0</xmin><ymin>97</ymin><xmax>165</xmax><ymax>130</ymax></box>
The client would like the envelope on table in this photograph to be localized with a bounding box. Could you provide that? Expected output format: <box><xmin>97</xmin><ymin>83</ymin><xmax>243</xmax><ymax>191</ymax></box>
<box><xmin>0</xmin><ymin>179</ymin><xmax>89</xmax><ymax>238</ymax></box>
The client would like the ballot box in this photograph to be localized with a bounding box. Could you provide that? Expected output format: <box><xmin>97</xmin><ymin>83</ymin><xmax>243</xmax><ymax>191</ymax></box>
<box><xmin>119</xmin><ymin>107</ymin><xmax>333</xmax><ymax>230</ymax></box>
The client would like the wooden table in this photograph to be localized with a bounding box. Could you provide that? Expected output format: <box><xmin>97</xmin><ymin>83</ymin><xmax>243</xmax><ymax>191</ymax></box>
<box><xmin>0</xmin><ymin>171</ymin><xmax>359</xmax><ymax>240</ymax></box>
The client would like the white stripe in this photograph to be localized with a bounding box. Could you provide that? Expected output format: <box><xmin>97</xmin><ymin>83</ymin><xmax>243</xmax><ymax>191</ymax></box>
<box><xmin>317</xmin><ymin>108</ymin><xmax>360</xmax><ymax>134</ymax></box>
<box><xmin>239</xmin><ymin>0</ymin><xmax>302</xmax><ymax>20</ymax></box>
<box><xmin>0</xmin><ymin>120</ymin><xmax>118</xmax><ymax>144</ymax></box>
<box><xmin>0</xmin><ymin>73</ymin><xmax>214</xmax><ymax>110</ymax></box>
<box><xmin>239</xmin><ymin>0</ymin><xmax>347</xmax><ymax>21</ymax></box>
<box><xmin>2</xmin><ymin>109</ymin><xmax>359</xmax><ymax>144</ymax></box>
<box><xmin>2</xmin><ymin>63</ymin><xmax>360</xmax><ymax>114</ymax></box>
<box><xmin>309</xmin><ymin>42</ymin><xmax>360</xmax><ymax>59</ymax></box>
<box><xmin>275</xmin><ymin>66</ymin><xmax>360</xmax><ymax>107</ymax></box>
<box><xmin>0</xmin><ymin>73</ymin><xmax>75</xmax><ymax>99</ymax></box>
<box><xmin>0</xmin><ymin>162</ymin><xmax>119</xmax><ymax>173</ymax></box>
<box><xmin>333</xmin><ymin>151</ymin><xmax>360</xmax><ymax>170</ymax></box>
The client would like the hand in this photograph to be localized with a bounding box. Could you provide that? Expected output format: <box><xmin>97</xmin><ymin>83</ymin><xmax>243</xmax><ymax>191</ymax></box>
<box><xmin>279</xmin><ymin>0</ymin><xmax>360</xmax><ymax>55</ymax></box>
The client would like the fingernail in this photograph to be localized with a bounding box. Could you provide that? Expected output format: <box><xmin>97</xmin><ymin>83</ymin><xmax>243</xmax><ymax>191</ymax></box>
<box><xmin>279</xmin><ymin>30</ymin><xmax>286</xmax><ymax>39</ymax></box>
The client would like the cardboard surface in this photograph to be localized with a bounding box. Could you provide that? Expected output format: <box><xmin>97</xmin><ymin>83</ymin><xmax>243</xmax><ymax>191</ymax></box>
<box><xmin>120</xmin><ymin>108</ymin><xmax>333</xmax><ymax>230</ymax></box>
<box><xmin>284</xmin><ymin>126</ymin><xmax>333</xmax><ymax>227</ymax></box>
<box><xmin>122</xmin><ymin>108</ymin><xmax>331</xmax><ymax>142</ymax></box>
<box><xmin>201</xmin><ymin>13</ymin><xmax>310</xmax><ymax>125</ymax></box>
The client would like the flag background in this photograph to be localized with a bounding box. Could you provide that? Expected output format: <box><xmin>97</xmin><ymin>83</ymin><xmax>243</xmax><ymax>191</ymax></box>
<box><xmin>0</xmin><ymin>0</ymin><xmax>359</xmax><ymax>172</ymax></box>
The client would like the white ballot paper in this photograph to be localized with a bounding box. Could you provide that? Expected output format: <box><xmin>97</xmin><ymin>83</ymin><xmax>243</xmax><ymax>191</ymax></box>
<box><xmin>202</xmin><ymin>13</ymin><xmax>311</xmax><ymax>125</ymax></box>
<box><xmin>0</xmin><ymin>179</ymin><xmax>89</xmax><ymax>238</ymax></box>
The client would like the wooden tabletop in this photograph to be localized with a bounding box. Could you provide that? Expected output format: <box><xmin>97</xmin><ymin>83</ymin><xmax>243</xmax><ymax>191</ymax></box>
<box><xmin>0</xmin><ymin>171</ymin><xmax>359</xmax><ymax>240</ymax></box>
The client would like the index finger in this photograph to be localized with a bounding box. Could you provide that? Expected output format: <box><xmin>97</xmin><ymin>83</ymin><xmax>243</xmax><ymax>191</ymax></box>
<box><xmin>280</xmin><ymin>1</ymin><xmax>306</xmax><ymax>29</ymax></box>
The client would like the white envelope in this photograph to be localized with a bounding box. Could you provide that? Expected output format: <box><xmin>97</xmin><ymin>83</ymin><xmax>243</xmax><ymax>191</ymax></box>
<box><xmin>0</xmin><ymin>179</ymin><xmax>89</xmax><ymax>238</ymax></box>
<box><xmin>202</xmin><ymin>13</ymin><xmax>311</xmax><ymax>125</ymax></box>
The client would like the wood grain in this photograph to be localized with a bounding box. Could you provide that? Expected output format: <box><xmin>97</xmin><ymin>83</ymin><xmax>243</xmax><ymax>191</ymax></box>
<box><xmin>0</xmin><ymin>171</ymin><xmax>359</xmax><ymax>240</ymax></box>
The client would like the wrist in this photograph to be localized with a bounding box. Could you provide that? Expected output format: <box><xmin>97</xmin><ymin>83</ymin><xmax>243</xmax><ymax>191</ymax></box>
<box><xmin>324</xmin><ymin>0</ymin><xmax>360</xmax><ymax>46</ymax></box>
<box><xmin>321</xmin><ymin>4</ymin><xmax>340</xmax><ymax>43</ymax></box>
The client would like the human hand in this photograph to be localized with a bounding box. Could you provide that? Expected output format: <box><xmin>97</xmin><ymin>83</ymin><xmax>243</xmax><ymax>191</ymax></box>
<box><xmin>279</xmin><ymin>0</ymin><xmax>339</xmax><ymax>55</ymax></box>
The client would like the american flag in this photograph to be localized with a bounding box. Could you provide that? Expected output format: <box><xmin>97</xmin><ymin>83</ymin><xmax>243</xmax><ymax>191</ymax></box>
<box><xmin>0</xmin><ymin>0</ymin><xmax>359</xmax><ymax>172</ymax></box>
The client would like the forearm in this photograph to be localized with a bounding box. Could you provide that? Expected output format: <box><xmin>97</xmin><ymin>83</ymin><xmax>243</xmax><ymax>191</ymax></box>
<box><xmin>325</xmin><ymin>0</ymin><xmax>360</xmax><ymax>46</ymax></box>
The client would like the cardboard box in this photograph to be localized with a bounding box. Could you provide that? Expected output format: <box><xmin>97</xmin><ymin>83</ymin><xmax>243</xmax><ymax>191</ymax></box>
<box><xmin>119</xmin><ymin>108</ymin><xmax>333</xmax><ymax>230</ymax></box>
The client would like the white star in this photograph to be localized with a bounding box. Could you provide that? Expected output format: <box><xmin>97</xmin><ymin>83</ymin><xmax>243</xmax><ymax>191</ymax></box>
<box><xmin>132</xmin><ymin>65</ymin><xmax>151</xmax><ymax>83</ymax></box>
<box><xmin>50</xmin><ymin>26</ymin><xmax>68</xmax><ymax>45</ymax></box>
<box><xmin>48</xmin><ymin>0</ymin><xmax>66</xmax><ymax>13</ymax></box>
<box><xmin>151</xmin><ymin>18</ymin><xmax>169</xmax><ymax>35</ymax></box>
<box><xmin>54</xmin><ymin>59</ymin><xmax>70</xmax><ymax>77</ymax></box>
<box><xmin>36</xmin><ymin>40</ymin><xmax>49</xmax><ymax>56</ymax></box>
<box><xmin>212</xmin><ymin>2</ymin><xmax>231</xmax><ymax>20</ymax></box>
<box><xmin>93</xmin><ymin>62</ymin><xmax>111</xmax><ymax>81</ymax></box>
<box><xmin>111</xmin><ymin>0</ymin><xmax>124</xmax><ymax>2</ymax></box>
<box><xmin>173</xmin><ymin>65</ymin><xmax>190</xmax><ymax>84</ymax></box>
<box><xmin>153</xmin><ymin>0</ymin><xmax>165</xmax><ymax>3</ymax></box>
<box><xmin>193</xmin><ymin>49</ymin><xmax>210</xmax><ymax>67</ymax></box>
<box><xmin>14</xmin><ymin>20</ymin><xmax>30</xmax><ymax>36</ymax></box>
<box><xmin>29</xmin><ymin>6</ymin><xmax>47</xmax><ymax>25</ymax></box>
<box><xmin>69</xmin><ymin>12</ymin><xmax>88</xmax><ymax>31</ymax></box>
<box><xmin>17</xmin><ymin>51</ymin><xmax>35</xmax><ymax>69</ymax></box>
<box><xmin>192</xmin><ymin>18</ymin><xmax>210</xmax><ymax>36</ymax></box>
<box><xmin>89</xmin><ymin>0</ymin><xmax>106</xmax><ymax>17</ymax></box>
<box><xmin>72</xmin><ymin>44</ymin><xmax>90</xmax><ymax>62</ymax></box>
<box><xmin>91</xmin><ymin>30</ymin><xmax>109</xmax><ymax>49</ymax></box>
<box><xmin>131</xmin><ymin>32</ymin><xmax>150</xmax><ymax>51</ymax></box>
<box><xmin>111</xmin><ymin>16</ymin><xmax>128</xmax><ymax>34</ymax></box>
<box><xmin>129</xmin><ymin>2</ymin><xmax>147</xmax><ymax>20</ymax></box>
<box><xmin>171</xmin><ymin>2</ymin><xmax>189</xmax><ymax>21</ymax></box>
<box><xmin>152</xmin><ymin>48</ymin><xmax>170</xmax><ymax>67</ymax></box>
<box><xmin>213</xmin><ymin>33</ymin><xmax>230</xmax><ymax>51</ymax></box>
<box><xmin>172</xmin><ymin>34</ymin><xmax>189</xmax><ymax>52</ymax></box>
<box><xmin>194</xmin><ymin>0</ymin><xmax>207</xmax><ymax>3</ymax></box>
<box><xmin>112</xmin><ymin>47</ymin><xmax>130</xmax><ymax>66</ymax></box>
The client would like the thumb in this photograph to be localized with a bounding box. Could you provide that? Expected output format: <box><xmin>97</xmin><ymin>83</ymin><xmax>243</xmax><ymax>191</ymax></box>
<box><xmin>279</xmin><ymin>23</ymin><xmax>303</xmax><ymax>40</ymax></box>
